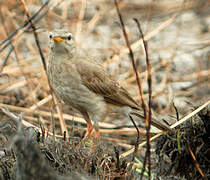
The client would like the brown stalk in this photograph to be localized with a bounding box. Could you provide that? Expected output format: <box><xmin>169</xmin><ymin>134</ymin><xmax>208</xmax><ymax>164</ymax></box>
<box><xmin>114</xmin><ymin>0</ymin><xmax>146</xmax><ymax>165</ymax></box>
<box><xmin>20</xmin><ymin>0</ymin><xmax>46</xmax><ymax>70</ymax></box>
<box><xmin>128</xmin><ymin>114</ymin><xmax>140</xmax><ymax>161</ymax></box>
<box><xmin>0</xmin><ymin>46</ymin><xmax>13</xmax><ymax>72</ymax></box>
<box><xmin>0</xmin><ymin>103</ymin><xmax>116</xmax><ymax>129</ymax></box>
<box><xmin>0</xmin><ymin>7</ymin><xmax>34</xmax><ymax>96</ymax></box>
<box><xmin>120</xmin><ymin>99</ymin><xmax>210</xmax><ymax>160</ymax></box>
<box><xmin>187</xmin><ymin>144</ymin><xmax>207</xmax><ymax>180</ymax></box>
<box><xmin>103</xmin><ymin>15</ymin><xmax>176</xmax><ymax>67</ymax></box>
<box><xmin>134</xmin><ymin>19</ymin><xmax>152</xmax><ymax>179</ymax></box>
<box><xmin>0</xmin><ymin>0</ymin><xmax>49</xmax><ymax>52</ymax></box>
<box><xmin>114</xmin><ymin>0</ymin><xmax>148</xmax><ymax>120</ymax></box>
<box><xmin>172</xmin><ymin>102</ymin><xmax>179</xmax><ymax>121</ymax></box>
<box><xmin>19</xmin><ymin>0</ymin><xmax>69</xmax><ymax>137</ymax></box>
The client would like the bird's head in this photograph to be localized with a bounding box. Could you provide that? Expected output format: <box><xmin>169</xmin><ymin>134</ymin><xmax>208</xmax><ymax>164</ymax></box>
<box><xmin>49</xmin><ymin>29</ymin><xmax>75</xmax><ymax>56</ymax></box>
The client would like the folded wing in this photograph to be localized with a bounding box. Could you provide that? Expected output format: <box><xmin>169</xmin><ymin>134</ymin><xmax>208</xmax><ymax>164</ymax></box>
<box><xmin>75</xmin><ymin>59</ymin><xmax>140</xmax><ymax>110</ymax></box>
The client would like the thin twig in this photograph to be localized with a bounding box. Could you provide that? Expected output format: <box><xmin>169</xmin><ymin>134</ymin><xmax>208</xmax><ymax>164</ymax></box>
<box><xmin>20</xmin><ymin>0</ymin><xmax>69</xmax><ymax>137</ymax></box>
<box><xmin>103</xmin><ymin>15</ymin><xmax>176</xmax><ymax>67</ymax></box>
<box><xmin>128</xmin><ymin>114</ymin><xmax>140</xmax><ymax>161</ymax></box>
<box><xmin>0</xmin><ymin>103</ymin><xmax>116</xmax><ymax>129</ymax></box>
<box><xmin>0</xmin><ymin>46</ymin><xmax>13</xmax><ymax>72</ymax></box>
<box><xmin>0</xmin><ymin>107</ymin><xmax>20</xmax><ymax>124</ymax></box>
<box><xmin>0</xmin><ymin>0</ymin><xmax>49</xmax><ymax>51</ymax></box>
<box><xmin>173</xmin><ymin>102</ymin><xmax>179</xmax><ymax>121</ymax></box>
<box><xmin>0</xmin><ymin>9</ymin><xmax>14</xmax><ymax>71</ymax></box>
<box><xmin>120</xmin><ymin>100</ymin><xmax>210</xmax><ymax>158</ymax></box>
<box><xmin>0</xmin><ymin>7</ymin><xmax>34</xmax><ymax>96</ymax></box>
<box><xmin>20</xmin><ymin>0</ymin><xmax>46</xmax><ymax>70</ymax></box>
<box><xmin>0</xmin><ymin>9</ymin><xmax>49</xmax><ymax>53</ymax></box>
<box><xmin>0</xmin><ymin>105</ymin><xmax>62</xmax><ymax>139</ymax></box>
<box><xmin>114</xmin><ymin>0</ymin><xmax>148</xmax><ymax>125</ymax></box>
<box><xmin>114</xmin><ymin>0</ymin><xmax>146</xmax><ymax>164</ymax></box>
<box><xmin>134</xmin><ymin>18</ymin><xmax>152</xmax><ymax>179</ymax></box>
<box><xmin>187</xmin><ymin>144</ymin><xmax>207</xmax><ymax>180</ymax></box>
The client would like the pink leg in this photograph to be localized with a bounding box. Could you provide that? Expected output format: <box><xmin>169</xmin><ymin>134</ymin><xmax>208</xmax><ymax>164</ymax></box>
<box><xmin>85</xmin><ymin>122</ymin><xmax>94</xmax><ymax>138</ymax></box>
<box><xmin>81</xmin><ymin>111</ymin><xmax>94</xmax><ymax>138</ymax></box>
<box><xmin>94</xmin><ymin>130</ymin><xmax>100</xmax><ymax>139</ymax></box>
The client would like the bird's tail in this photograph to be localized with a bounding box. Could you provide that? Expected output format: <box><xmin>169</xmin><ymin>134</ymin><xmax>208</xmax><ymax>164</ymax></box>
<box><xmin>130</xmin><ymin>110</ymin><xmax>172</xmax><ymax>132</ymax></box>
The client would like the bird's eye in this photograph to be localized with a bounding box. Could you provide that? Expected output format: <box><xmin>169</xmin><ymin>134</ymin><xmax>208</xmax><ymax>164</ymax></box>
<box><xmin>67</xmin><ymin>35</ymin><xmax>71</xmax><ymax>40</ymax></box>
<box><xmin>49</xmin><ymin>34</ymin><xmax>52</xmax><ymax>39</ymax></box>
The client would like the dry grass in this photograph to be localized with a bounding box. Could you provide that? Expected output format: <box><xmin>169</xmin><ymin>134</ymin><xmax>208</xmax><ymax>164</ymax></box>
<box><xmin>0</xmin><ymin>0</ymin><xmax>209</xmax><ymax>179</ymax></box>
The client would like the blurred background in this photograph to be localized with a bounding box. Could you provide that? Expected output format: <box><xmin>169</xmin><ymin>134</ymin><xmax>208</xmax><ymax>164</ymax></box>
<box><xmin>0</xmin><ymin>0</ymin><xmax>209</xmax><ymax>134</ymax></box>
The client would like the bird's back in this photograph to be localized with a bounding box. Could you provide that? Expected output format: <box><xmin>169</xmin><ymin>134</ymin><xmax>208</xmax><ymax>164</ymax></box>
<box><xmin>74</xmin><ymin>55</ymin><xmax>140</xmax><ymax>110</ymax></box>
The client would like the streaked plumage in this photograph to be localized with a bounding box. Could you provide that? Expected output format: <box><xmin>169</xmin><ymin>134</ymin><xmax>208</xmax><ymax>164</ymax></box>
<box><xmin>47</xmin><ymin>29</ymin><xmax>171</xmax><ymax>136</ymax></box>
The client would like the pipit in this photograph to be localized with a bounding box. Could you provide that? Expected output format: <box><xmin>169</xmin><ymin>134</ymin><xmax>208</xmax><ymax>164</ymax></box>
<box><xmin>47</xmin><ymin>29</ymin><xmax>171</xmax><ymax>137</ymax></box>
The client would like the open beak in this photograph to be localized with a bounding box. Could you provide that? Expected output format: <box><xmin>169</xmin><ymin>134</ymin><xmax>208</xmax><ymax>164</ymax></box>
<box><xmin>53</xmin><ymin>37</ymin><xmax>64</xmax><ymax>42</ymax></box>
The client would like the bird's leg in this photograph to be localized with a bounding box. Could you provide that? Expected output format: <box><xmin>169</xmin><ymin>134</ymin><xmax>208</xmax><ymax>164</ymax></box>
<box><xmin>91</xmin><ymin>105</ymin><xmax>108</xmax><ymax>140</ymax></box>
<box><xmin>80</xmin><ymin>111</ymin><xmax>100</xmax><ymax>154</ymax></box>
<box><xmin>86</xmin><ymin>122</ymin><xmax>94</xmax><ymax>138</ymax></box>
<box><xmin>82</xmin><ymin>111</ymin><xmax>94</xmax><ymax>138</ymax></box>
<box><xmin>86</xmin><ymin>121</ymin><xmax>100</xmax><ymax>154</ymax></box>
<box><xmin>93</xmin><ymin>121</ymin><xmax>100</xmax><ymax>139</ymax></box>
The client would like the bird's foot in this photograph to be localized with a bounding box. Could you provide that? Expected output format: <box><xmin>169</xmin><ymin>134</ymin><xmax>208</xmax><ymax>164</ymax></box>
<box><xmin>84</xmin><ymin>122</ymin><xmax>94</xmax><ymax>139</ymax></box>
<box><xmin>88</xmin><ymin>130</ymin><xmax>100</xmax><ymax>154</ymax></box>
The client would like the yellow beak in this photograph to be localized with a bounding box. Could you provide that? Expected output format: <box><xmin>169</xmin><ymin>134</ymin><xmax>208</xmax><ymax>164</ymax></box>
<box><xmin>53</xmin><ymin>37</ymin><xmax>64</xmax><ymax>42</ymax></box>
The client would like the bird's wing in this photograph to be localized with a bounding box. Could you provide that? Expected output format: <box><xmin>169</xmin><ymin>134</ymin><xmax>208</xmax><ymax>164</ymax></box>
<box><xmin>75</xmin><ymin>59</ymin><xmax>140</xmax><ymax>109</ymax></box>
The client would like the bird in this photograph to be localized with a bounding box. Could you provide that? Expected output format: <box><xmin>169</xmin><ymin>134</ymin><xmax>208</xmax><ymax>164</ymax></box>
<box><xmin>47</xmin><ymin>29</ymin><xmax>171</xmax><ymax>138</ymax></box>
